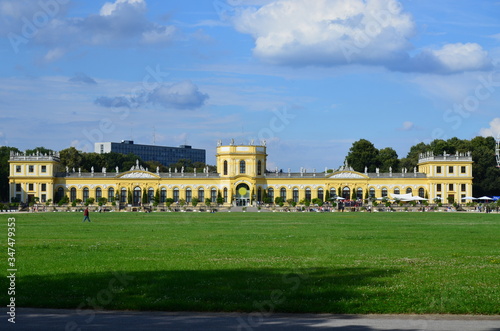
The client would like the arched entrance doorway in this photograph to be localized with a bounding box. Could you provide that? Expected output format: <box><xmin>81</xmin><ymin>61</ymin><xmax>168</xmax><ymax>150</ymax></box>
<box><xmin>235</xmin><ymin>183</ymin><xmax>250</xmax><ymax>206</ymax></box>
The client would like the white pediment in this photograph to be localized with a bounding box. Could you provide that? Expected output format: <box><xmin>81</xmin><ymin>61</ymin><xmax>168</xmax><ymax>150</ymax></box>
<box><xmin>329</xmin><ymin>172</ymin><xmax>366</xmax><ymax>179</ymax></box>
<box><xmin>120</xmin><ymin>171</ymin><xmax>158</xmax><ymax>179</ymax></box>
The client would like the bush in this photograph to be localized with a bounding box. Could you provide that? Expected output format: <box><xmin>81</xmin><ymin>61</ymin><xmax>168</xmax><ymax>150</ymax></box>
<box><xmin>312</xmin><ymin>198</ymin><xmax>323</xmax><ymax>207</ymax></box>
<box><xmin>192</xmin><ymin>197</ymin><xmax>199</xmax><ymax>207</ymax></box>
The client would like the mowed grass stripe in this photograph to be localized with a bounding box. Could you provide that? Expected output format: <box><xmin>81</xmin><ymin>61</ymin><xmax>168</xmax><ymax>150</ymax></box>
<box><xmin>1</xmin><ymin>212</ymin><xmax>499</xmax><ymax>314</ymax></box>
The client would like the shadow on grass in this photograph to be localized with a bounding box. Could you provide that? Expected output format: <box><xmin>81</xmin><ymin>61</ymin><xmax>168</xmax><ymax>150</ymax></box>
<box><xmin>11</xmin><ymin>267</ymin><xmax>401</xmax><ymax>314</ymax></box>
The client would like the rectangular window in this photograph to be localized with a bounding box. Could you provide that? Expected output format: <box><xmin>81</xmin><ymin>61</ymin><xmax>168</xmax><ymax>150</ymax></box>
<box><xmin>29</xmin><ymin>165</ymin><xmax>34</xmax><ymax>172</ymax></box>
<box><xmin>41</xmin><ymin>184</ymin><xmax>46</xmax><ymax>191</ymax></box>
<box><xmin>436</xmin><ymin>166</ymin><xmax>441</xmax><ymax>174</ymax></box>
<box><xmin>16</xmin><ymin>166</ymin><xmax>21</xmax><ymax>173</ymax></box>
<box><xmin>16</xmin><ymin>184</ymin><xmax>21</xmax><ymax>192</ymax></box>
<box><xmin>437</xmin><ymin>184</ymin><xmax>442</xmax><ymax>192</ymax></box>
<box><xmin>28</xmin><ymin>183</ymin><xmax>34</xmax><ymax>191</ymax></box>
<box><xmin>461</xmin><ymin>166</ymin><xmax>466</xmax><ymax>174</ymax></box>
<box><xmin>448</xmin><ymin>166</ymin><xmax>454</xmax><ymax>173</ymax></box>
<box><xmin>448</xmin><ymin>184</ymin><xmax>454</xmax><ymax>191</ymax></box>
<box><xmin>41</xmin><ymin>165</ymin><xmax>47</xmax><ymax>173</ymax></box>
<box><xmin>461</xmin><ymin>184</ymin><xmax>466</xmax><ymax>191</ymax></box>
<box><xmin>41</xmin><ymin>194</ymin><xmax>46</xmax><ymax>203</ymax></box>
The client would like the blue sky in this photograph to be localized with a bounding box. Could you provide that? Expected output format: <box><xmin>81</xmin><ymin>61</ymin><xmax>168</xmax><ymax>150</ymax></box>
<box><xmin>1</xmin><ymin>0</ymin><xmax>500</xmax><ymax>170</ymax></box>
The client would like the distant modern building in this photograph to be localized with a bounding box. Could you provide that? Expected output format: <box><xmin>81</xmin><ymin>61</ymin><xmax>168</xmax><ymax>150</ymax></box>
<box><xmin>94</xmin><ymin>141</ymin><xmax>205</xmax><ymax>166</ymax></box>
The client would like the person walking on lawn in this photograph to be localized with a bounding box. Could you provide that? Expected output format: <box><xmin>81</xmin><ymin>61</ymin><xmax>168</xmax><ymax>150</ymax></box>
<box><xmin>82</xmin><ymin>207</ymin><xmax>91</xmax><ymax>222</ymax></box>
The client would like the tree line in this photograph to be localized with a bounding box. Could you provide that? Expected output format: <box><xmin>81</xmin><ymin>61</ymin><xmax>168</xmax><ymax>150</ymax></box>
<box><xmin>344</xmin><ymin>136</ymin><xmax>500</xmax><ymax>196</ymax></box>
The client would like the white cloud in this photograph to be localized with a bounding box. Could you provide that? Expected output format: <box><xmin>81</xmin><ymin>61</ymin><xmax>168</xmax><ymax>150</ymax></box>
<box><xmin>3</xmin><ymin>0</ymin><xmax>177</xmax><ymax>61</ymax></box>
<box><xmin>233</xmin><ymin>0</ymin><xmax>415</xmax><ymax>66</ymax></box>
<box><xmin>100</xmin><ymin>0</ymin><xmax>145</xmax><ymax>16</ymax></box>
<box><xmin>398</xmin><ymin>121</ymin><xmax>414</xmax><ymax>131</ymax></box>
<box><xmin>479</xmin><ymin>118</ymin><xmax>500</xmax><ymax>138</ymax></box>
<box><xmin>95</xmin><ymin>80</ymin><xmax>209</xmax><ymax>110</ymax></box>
<box><xmin>419</xmin><ymin>43</ymin><xmax>491</xmax><ymax>74</ymax></box>
<box><xmin>231</xmin><ymin>0</ymin><xmax>492</xmax><ymax>73</ymax></box>
<box><xmin>148</xmin><ymin>81</ymin><xmax>209</xmax><ymax>110</ymax></box>
<box><xmin>43</xmin><ymin>47</ymin><xmax>66</xmax><ymax>62</ymax></box>
<box><xmin>141</xmin><ymin>26</ymin><xmax>177</xmax><ymax>44</ymax></box>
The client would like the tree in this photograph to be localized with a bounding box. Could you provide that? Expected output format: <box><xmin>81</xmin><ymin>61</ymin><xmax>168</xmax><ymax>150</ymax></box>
<box><xmin>26</xmin><ymin>147</ymin><xmax>55</xmax><ymax>155</ymax></box>
<box><xmin>216</xmin><ymin>191</ymin><xmax>224</xmax><ymax>205</ymax></box>
<box><xmin>192</xmin><ymin>197</ymin><xmax>199</xmax><ymax>207</ymax></box>
<box><xmin>400</xmin><ymin>142</ymin><xmax>428</xmax><ymax>171</ymax></box>
<box><xmin>377</xmin><ymin>147</ymin><xmax>399</xmax><ymax>172</ymax></box>
<box><xmin>0</xmin><ymin>146</ymin><xmax>21</xmax><ymax>201</ymax></box>
<box><xmin>154</xmin><ymin>189</ymin><xmax>160</xmax><ymax>205</ymax></box>
<box><xmin>470</xmin><ymin>136</ymin><xmax>498</xmax><ymax>196</ymax></box>
<box><xmin>345</xmin><ymin>139</ymin><xmax>379</xmax><ymax>172</ymax></box>
<box><xmin>59</xmin><ymin>147</ymin><xmax>83</xmax><ymax>170</ymax></box>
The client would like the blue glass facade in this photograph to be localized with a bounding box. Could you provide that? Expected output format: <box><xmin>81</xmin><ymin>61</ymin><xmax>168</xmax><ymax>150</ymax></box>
<box><xmin>97</xmin><ymin>141</ymin><xmax>205</xmax><ymax>166</ymax></box>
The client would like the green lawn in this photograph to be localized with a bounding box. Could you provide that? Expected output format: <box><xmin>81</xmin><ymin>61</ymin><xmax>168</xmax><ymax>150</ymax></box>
<box><xmin>1</xmin><ymin>211</ymin><xmax>499</xmax><ymax>314</ymax></box>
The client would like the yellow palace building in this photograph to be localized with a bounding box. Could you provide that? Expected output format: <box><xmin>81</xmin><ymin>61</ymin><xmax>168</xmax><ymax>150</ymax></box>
<box><xmin>8</xmin><ymin>141</ymin><xmax>473</xmax><ymax>207</ymax></box>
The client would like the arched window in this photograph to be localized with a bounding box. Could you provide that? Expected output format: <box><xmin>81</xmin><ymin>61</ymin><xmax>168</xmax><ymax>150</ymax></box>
<box><xmin>342</xmin><ymin>187</ymin><xmax>350</xmax><ymax>199</ymax></box>
<box><xmin>211</xmin><ymin>188</ymin><xmax>217</xmax><ymax>203</ymax></box>
<box><xmin>382</xmin><ymin>187</ymin><xmax>388</xmax><ymax>198</ymax></box>
<box><xmin>223</xmin><ymin>160</ymin><xmax>228</xmax><ymax>175</ymax></box>
<box><xmin>280</xmin><ymin>187</ymin><xmax>286</xmax><ymax>200</ymax></box>
<box><xmin>148</xmin><ymin>188</ymin><xmax>154</xmax><ymax>203</ymax></box>
<box><xmin>268</xmin><ymin>187</ymin><xmax>274</xmax><ymax>201</ymax></box>
<box><xmin>70</xmin><ymin>187</ymin><xmax>76</xmax><ymax>202</ymax></box>
<box><xmin>418</xmin><ymin>187</ymin><xmax>425</xmax><ymax>198</ymax></box>
<box><xmin>96</xmin><ymin>187</ymin><xmax>102</xmax><ymax>200</ymax></box>
<box><xmin>394</xmin><ymin>187</ymin><xmax>400</xmax><ymax>195</ymax></box>
<box><xmin>173</xmin><ymin>188</ymin><xmax>179</xmax><ymax>202</ymax></box>
<box><xmin>83</xmin><ymin>187</ymin><xmax>89</xmax><ymax>202</ymax></box>
<box><xmin>357</xmin><ymin>188</ymin><xmax>363</xmax><ymax>199</ymax></box>
<box><xmin>305</xmin><ymin>188</ymin><xmax>311</xmax><ymax>201</ymax></box>
<box><xmin>330</xmin><ymin>188</ymin><xmax>336</xmax><ymax>198</ymax></box>
<box><xmin>293</xmin><ymin>187</ymin><xmax>299</xmax><ymax>203</ymax></box>
<box><xmin>108</xmin><ymin>187</ymin><xmax>114</xmax><ymax>202</ymax></box>
<box><xmin>133</xmin><ymin>187</ymin><xmax>141</xmax><ymax>205</ymax></box>
<box><xmin>406</xmin><ymin>187</ymin><xmax>412</xmax><ymax>194</ymax></box>
<box><xmin>369</xmin><ymin>187</ymin><xmax>375</xmax><ymax>198</ymax></box>
<box><xmin>318</xmin><ymin>188</ymin><xmax>324</xmax><ymax>201</ymax></box>
<box><xmin>185</xmin><ymin>188</ymin><xmax>192</xmax><ymax>203</ymax></box>
<box><xmin>240</xmin><ymin>160</ymin><xmax>246</xmax><ymax>174</ymax></box>
<box><xmin>161</xmin><ymin>187</ymin><xmax>166</xmax><ymax>203</ymax></box>
<box><xmin>198</xmin><ymin>188</ymin><xmax>204</xmax><ymax>201</ymax></box>
<box><xmin>56</xmin><ymin>187</ymin><xmax>64</xmax><ymax>202</ymax></box>
<box><xmin>257</xmin><ymin>160</ymin><xmax>262</xmax><ymax>175</ymax></box>
<box><xmin>223</xmin><ymin>187</ymin><xmax>228</xmax><ymax>203</ymax></box>
<box><xmin>120</xmin><ymin>188</ymin><xmax>127</xmax><ymax>203</ymax></box>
